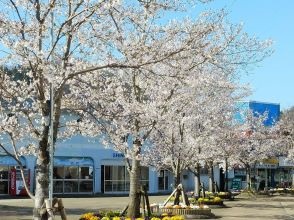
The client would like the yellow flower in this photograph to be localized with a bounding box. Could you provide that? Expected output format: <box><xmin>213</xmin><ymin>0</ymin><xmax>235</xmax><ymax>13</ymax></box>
<box><xmin>171</xmin><ymin>216</ymin><xmax>184</xmax><ymax>220</ymax></box>
<box><xmin>136</xmin><ymin>218</ymin><xmax>144</xmax><ymax>220</ymax></box>
<box><xmin>89</xmin><ymin>216</ymin><xmax>99</xmax><ymax>220</ymax></box>
<box><xmin>112</xmin><ymin>217</ymin><xmax>121</xmax><ymax>220</ymax></box>
<box><xmin>151</xmin><ymin>218</ymin><xmax>161</xmax><ymax>220</ymax></box>
<box><xmin>162</xmin><ymin>216</ymin><xmax>171</xmax><ymax>220</ymax></box>
<box><xmin>81</xmin><ymin>212</ymin><xmax>94</xmax><ymax>220</ymax></box>
<box><xmin>101</xmin><ymin>217</ymin><xmax>110</xmax><ymax>220</ymax></box>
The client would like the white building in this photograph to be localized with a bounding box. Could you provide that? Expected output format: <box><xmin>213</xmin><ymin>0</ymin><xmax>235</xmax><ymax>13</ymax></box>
<box><xmin>0</xmin><ymin>133</ymin><xmax>223</xmax><ymax>196</ymax></box>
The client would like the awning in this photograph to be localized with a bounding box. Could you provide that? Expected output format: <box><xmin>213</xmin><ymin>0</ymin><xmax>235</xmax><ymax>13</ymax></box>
<box><xmin>101</xmin><ymin>159</ymin><xmax>125</xmax><ymax>166</ymax></box>
<box><xmin>54</xmin><ymin>156</ymin><xmax>93</xmax><ymax>166</ymax></box>
<box><xmin>0</xmin><ymin>155</ymin><xmax>26</xmax><ymax>166</ymax></box>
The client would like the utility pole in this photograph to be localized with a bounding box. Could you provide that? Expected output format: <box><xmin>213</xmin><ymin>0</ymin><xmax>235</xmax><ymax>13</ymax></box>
<box><xmin>47</xmin><ymin>8</ymin><xmax>55</xmax><ymax>220</ymax></box>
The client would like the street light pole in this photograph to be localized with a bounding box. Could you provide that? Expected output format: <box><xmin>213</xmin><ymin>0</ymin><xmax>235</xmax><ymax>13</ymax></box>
<box><xmin>47</xmin><ymin>8</ymin><xmax>55</xmax><ymax>220</ymax></box>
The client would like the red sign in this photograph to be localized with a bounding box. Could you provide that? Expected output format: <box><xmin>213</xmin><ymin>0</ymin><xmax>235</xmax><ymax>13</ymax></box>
<box><xmin>9</xmin><ymin>168</ymin><xmax>30</xmax><ymax>196</ymax></box>
<box><xmin>9</xmin><ymin>168</ymin><xmax>16</xmax><ymax>195</ymax></box>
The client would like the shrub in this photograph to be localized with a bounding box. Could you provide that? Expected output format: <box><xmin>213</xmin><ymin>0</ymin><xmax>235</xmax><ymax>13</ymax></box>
<box><xmin>213</xmin><ymin>197</ymin><xmax>222</xmax><ymax>202</ymax></box>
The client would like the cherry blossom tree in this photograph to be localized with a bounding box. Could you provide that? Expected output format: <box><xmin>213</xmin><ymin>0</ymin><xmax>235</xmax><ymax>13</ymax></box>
<box><xmin>0</xmin><ymin>0</ymin><xmax>272</xmax><ymax>219</ymax></box>
<box><xmin>278</xmin><ymin>107</ymin><xmax>294</xmax><ymax>159</ymax></box>
<box><xmin>229</xmin><ymin>110</ymin><xmax>279</xmax><ymax>190</ymax></box>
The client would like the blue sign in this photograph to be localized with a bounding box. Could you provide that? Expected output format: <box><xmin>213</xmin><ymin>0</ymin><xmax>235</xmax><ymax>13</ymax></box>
<box><xmin>112</xmin><ymin>153</ymin><xmax>124</xmax><ymax>158</ymax></box>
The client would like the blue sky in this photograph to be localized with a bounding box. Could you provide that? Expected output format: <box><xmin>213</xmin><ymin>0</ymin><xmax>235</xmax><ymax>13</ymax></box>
<box><xmin>1</xmin><ymin>1</ymin><xmax>292</xmax><ymax>110</ymax></box>
<box><xmin>188</xmin><ymin>0</ymin><xmax>294</xmax><ymax>110</ymax></box>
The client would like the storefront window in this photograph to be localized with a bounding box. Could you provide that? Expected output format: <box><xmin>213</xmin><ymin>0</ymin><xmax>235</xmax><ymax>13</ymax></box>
<box><xmin>158</xmin><ymin>169</ymin><xmax>170</xmax><ymax>191</ymax></box>
<box><xmin>53</xmin><ymin>180</ymin><xmax>63</xmax><ymax>193</ymax></box>
<box><xmin>53</xmin><ymin>161</ymin><xmax>94</xmax><ymax>194</ymax></box>
<box><xmin>64</xmin><ymin>166</ymin><xmax>78</xmax><ymax>179</ymax></box>
<box><xmin>80</xmin><ymin>180</ymin><xmax>93</xmax><ymax>192</ymax></box>
<box><xmin>0</xmin><ymin>166</ymin><xmax>9</xmax><ymax>194</ymax></box>
<box><xmin>64</xmin><ymin>180</ymin><xmax>78</xmax><ymax>193</ymax></box>
<box><xmin>104</xmin><ymin>166</ymin><xmax>149</xmax><ymax>193</ymax></box>
<box><xmin>79</xmin><ymin>167</ymin><xmax>93</xmax><ymax>179</ymax></box>
<box><xmin>140</xmin><ymin>167</ymin><xmax>149</xmax><ymax>189</ymax></box>
<box><xmin>53</xmin><ymin>167</ymin><xmax>64</xmax><ymax>179</ymax></box>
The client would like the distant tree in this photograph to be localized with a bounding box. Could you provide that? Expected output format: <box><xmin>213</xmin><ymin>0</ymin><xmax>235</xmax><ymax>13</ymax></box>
<box><xmin>278</xmin><ymin>107</ymin><xmax>294</xmax><ymax>159</ymax></box>
<box><xmin>230</xmin><ymin>111</ymin><xmax>279</xmax><ymax>190</ymax></box>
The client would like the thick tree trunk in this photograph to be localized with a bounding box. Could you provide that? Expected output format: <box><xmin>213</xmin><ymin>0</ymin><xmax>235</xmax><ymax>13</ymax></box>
<box><xmin>208</xmin><ymin>161</ymin><xmax>215</xmax><ymax>193</ymax></box>
<box><xmin>33</xmin><ymin>155</ymin><xmax>49</xmax><ymax>220</ymax></box>
<box><xmin>194</xmin><ymin>163</ymin><xmax>201</xmax><ymax>197</ymax></box>
<box><xmin>246</xmin><ymin>165</ymin><xmax>251</xmax><ymax>190</ymax></box>
<box><xmin>127</xmin><ymin>141</ymin><xmax>141</xmax><ymax>218</ymax></box>
<box><xmin>33</xmin><ymin>96</ymin><xmax>61</xmax><ymax>219</ymax></box>
<box><xmin>174</xmin><ymin>174</ymin><xmax>181</xmax><ymax>187</ymax></box>
<box><xmin>225</xmin><ymin>158</ymin><xmax>229</xmax><ymax>192</ymax></box>
<box><xmin>173</xmin><ymin>158</ymin><xmax>181</xmax><ymax>205</ymax></box>
<box><xmin>174</xmin><ymin>161</ymin><xmax>181</xmax><ymax>187</ymax></box>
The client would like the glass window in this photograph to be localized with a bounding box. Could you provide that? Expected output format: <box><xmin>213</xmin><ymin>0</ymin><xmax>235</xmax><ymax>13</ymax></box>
<box><xmin>104</xmin><ymin>166</ymin><xmax>127</xmax><ymax>192</ymax></box>
<box><xmin>0</xmin><ymin>181</ymin><xmax>8</xmax><ymax>194</ymax></box>
<box><xmin>64</xmin><ymin>167</ymin><xmax>78</xmax><ymax>179</ymax></box>
<box><xmin>0</xmin><ymin>166</ymin><xmax>9</xmax><ymax>179</ymax></box>
<box><xmin>140</xmin><ymin>167</ymin><xmax>149</xmax><ymax>190</ymax></box>
<box><xmin>64</xmin><ymin>180</ymin><xmax>78</xmax><ymax>193</ymax></box>
<box><xmin>104</xmin><ymin>165</ymin><xmax>149</xmax><ymax>192</ymax></box>
<box><xmin>112</xmin><ymin>166</ymin><xmax>125</xmax><ymax>180</ymax></box>
<box><xmin>105</xmin><ymin>180</ymin><xmax>112</xmax><ymax>192</ymax></box>
<box><xmin>140</xmin><ymin>167</ymin><xmax>149</xmax><ymax>180</ymax></box>
<box><xmin>53</xmin><ymin>167</ymin><xmax>64</xmax><ymax>179</ymax></box>
<box><xmin>53</xmin><ymin>165</ymin><xmax>93</xmax><ymax>194</ymax></box>
<box><xmin>53</xmin><ymin>180</ymin><xmax>63</xmax><ymax>193</ymax></box>
<box><xmin>79</xmin><ymin>167</ymin><xmax>93</xmax><ymax>179</ymax></box>
<box><xmin>0</xmin><ymin>166</ymin><xmax>9</xmax><ymax>194</ymax></box>
<box><xmin>158</xmin><ymin>170</ymin><xmax>169</xmax><ymax>191</ymax></box>
<box><xmin>105</xmin><ymin>166</ymin><xmax>111</xmax><ymax>180</ymax></box>
<box><xmin>80</xmin><ymin>180</ymin><xmax>93</xmax><ymax>192</ymax></box>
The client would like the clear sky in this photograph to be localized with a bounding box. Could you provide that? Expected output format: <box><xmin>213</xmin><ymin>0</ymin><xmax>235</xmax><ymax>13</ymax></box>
<box><xmin>188</xmin><ymin>0</ymin><xmax>294</xmax><ymax>110</ymax></box>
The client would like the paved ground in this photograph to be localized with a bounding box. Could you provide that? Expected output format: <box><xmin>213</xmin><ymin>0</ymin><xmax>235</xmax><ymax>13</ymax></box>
<box><xmin>1</xmin><ymin>194</ymin><xmax>294</xmax><ymax>220</ymax></box>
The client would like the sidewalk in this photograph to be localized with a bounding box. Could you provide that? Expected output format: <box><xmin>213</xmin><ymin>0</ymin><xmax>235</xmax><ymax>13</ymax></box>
<box><xmin>1</xmin><ymin>195</ymin><xmax>294</xmax><ymax>219</ymax></box>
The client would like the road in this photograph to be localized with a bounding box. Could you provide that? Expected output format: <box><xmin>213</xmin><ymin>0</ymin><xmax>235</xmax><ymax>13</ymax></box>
<box><xmin>1</xmin><ymin>195</ymin><xmax>294</xmax><ymax>219</ymax></box>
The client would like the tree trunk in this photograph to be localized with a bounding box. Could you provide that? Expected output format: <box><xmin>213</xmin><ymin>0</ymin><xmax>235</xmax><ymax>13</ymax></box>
<box><xmin>33</xmin><ymin>155</ymin><xmax>49</xmax><ymax>220</ymax></box>
<box><xmin>208</xmin><ymin>161</ymin><xmax>215</xmax><ymax>193</ymax></box>
<box><xmin>246</xmin><ymin>165</ymin><xmax>251</xmax><ymax>190</ymax></box>
<box><xmin>174</xmin><ymin>160</ymin><xmax>181</xmax><ymax>187</ymax></box>
<box><xmin>127</xmin><ymin>141</ymin><xmax>141</xmax><ymax>218</ymax></box>
<box><xmin>194</xmin><ymin>163</ymin><xmax>201</xmax><ymax>197</ymax></box>
<box><xmin>33</xmin><ymin>96</ymin><xmax>61</xmax><ymax>219</ymax></box>
<box><xmin>225</xmin><ymin>158</ymin><xmax>229</xmax><ymax>192</ymax></box>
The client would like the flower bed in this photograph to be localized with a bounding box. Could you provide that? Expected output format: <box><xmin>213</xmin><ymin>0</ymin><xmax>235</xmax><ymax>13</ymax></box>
<box><xmin>216</xmin><ymin>192</ymin><xmax>233</xmax><ymax>200</ymax></box>
<box><xmin>197</xmin><ymin>197</ymin><xmax>224</xmax><ymax>206</ymax></box>
<box><xmin>159</xmin><ymin>208</ymin><xmax>211</xmax><ymax>216</ymax></box>
<box><xmin>159</xmin><ymin>203</ymin><xmax>211</xmax><ymax>216</ymax></box>
<box><xmin>79</xmin><ymin>212</ymin><xmax>185</xmax><ymax>220</ymax></box>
